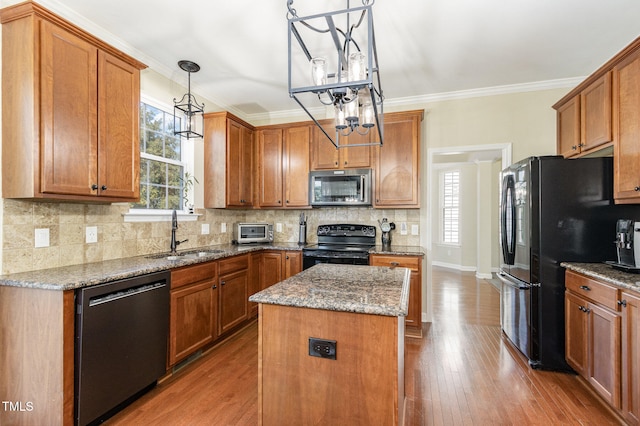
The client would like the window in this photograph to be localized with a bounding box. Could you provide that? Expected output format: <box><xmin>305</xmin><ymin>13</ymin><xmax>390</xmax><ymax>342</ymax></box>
<box><xmin>132</xmin><ymin>101</ymin><xmax>185</xmax><ymax>210</ymax></box>
<box><xmin>441</xmin><ymin>170</ymin><xmax>460</xmax><ymax>244</ymax></box>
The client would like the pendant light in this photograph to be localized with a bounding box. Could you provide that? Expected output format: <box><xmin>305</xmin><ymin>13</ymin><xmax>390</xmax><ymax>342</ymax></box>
<box><xmin>173</xmin><ymin>60</ymin><xmax>205</xmax><ymax>139</ymax></box>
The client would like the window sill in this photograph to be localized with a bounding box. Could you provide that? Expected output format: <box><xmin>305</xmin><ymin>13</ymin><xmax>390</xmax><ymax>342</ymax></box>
<box><xmin>123</xmin><ymin>209</ymin><xmax>201</xmax><ymax>223</ymax></box>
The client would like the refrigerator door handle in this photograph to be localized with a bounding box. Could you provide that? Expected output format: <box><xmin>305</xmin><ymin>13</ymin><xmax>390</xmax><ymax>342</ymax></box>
<box><xmin>498</xmin><ymin>272</ymin><xmax>531</xmax><ymax>290</ymax></box>
<box><xmin>501</xmin><ymin>174</ymin><xmax>517</xmax><ymax>265</ymax></box>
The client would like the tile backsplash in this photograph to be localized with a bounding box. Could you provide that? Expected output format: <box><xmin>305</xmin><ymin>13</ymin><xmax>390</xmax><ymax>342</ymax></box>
<box><xmin>1</xmin><ymin>199</ymin><xmax>421</xmax><ymax>274</ymax></box>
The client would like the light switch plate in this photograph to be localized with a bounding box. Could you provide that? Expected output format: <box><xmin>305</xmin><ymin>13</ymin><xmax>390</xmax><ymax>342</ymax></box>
<box><xmin>86</xmin><ymin>226</ymin><xmax>98</xmax><ymax>244</ymax></box>
<box><xmin>221</xmin><ymin>222</ymin><xmax>227</xmax><ymax>233</ymax></box>
<box><xmin>411</xmin><ymin>224</ymin><xmax>419</xmax><ymax>235</ymax></box>
<box><xmin>400</xmin><ymin>222</ymin><xmax>408</xmax><ymax>235</ymax></box>
<box><xmin>201</xmin><ymin>224</ymin><xmax>210</xmax><ymax>235</ymax></box>
<box><xmin>35</xmin><ymin>228</ymin><xmax>50</xmax><ymax>248</ymax></box>
<box><xmin>276</xmin><ymin>223</ymin><xmax>283</xmax><ymax>232</ymax></box>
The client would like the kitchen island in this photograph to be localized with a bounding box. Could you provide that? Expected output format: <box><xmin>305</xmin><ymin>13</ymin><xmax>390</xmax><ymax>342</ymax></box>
<box><xmin>249</xmin><ymin>263</ymin><xmax>410</xmax><ymax>425</ymax></box>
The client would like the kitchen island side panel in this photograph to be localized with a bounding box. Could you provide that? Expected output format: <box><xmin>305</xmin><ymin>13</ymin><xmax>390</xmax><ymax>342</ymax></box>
<box><xmin>258</xmin><ymin>303</ymin><xmax>404</xmax><ymax>425</ymax></box>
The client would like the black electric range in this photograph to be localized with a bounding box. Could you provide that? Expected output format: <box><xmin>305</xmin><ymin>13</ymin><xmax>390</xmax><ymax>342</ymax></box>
<box><xmin>302</xmin><ymin>224</ymin><xmax>376</xmax><ymax>270</ymax></box>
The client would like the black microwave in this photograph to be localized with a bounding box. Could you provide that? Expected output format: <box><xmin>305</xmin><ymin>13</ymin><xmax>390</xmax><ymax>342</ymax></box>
<box><xmin>309</xmin><ymin>169</ymin><xmax>372</xmax><ymax>207</ymax></box>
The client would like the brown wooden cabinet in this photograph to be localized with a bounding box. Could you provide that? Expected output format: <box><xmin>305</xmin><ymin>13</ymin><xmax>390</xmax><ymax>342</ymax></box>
<box><xmin>310</xmin><ymin>119</ymin><xmax>371</xmax><ymax>170</ymax></box>
<box><xmin>614</xmin><ymin>49</ymin><xmax>640</xmax><ymax>203</ymax></box>
<box><xmin>621</xmin><ymin>291</ymin><xmax>640</xmax><ymax>424</ymax></box>
<box><xmin>218</xmin><ymin>254</ymin><xmax>250</xmax><ymax>334</ymax></box>
<box><xmin>256</xmin><ymin>124</ymin><xmax>310</xmax><ymax>208</ymax></box>
<box><xmin>374</xmin><ymin>111</ymin><xmax>423</xmax><ymax>208</ymax></box>
<box><xmin>169</xmin><ymin>262</ymin><xmax>218</xmax><ymax>367</ymax></box>
<box><xmin>204</xmin><ymin>112</ymin><xmax>255</xmax><ymax>208</ymax></box>
<box><xmin>581</xmin><ymin>72</ymin><xmax>613</xmax><ymax>152</ymax></box>
<box><xmin>283</xmin><ymin>250</ymin><xmax>303</xmax><ymax>278</ymax></box>
<box><xmin>1</xmin><ymin>2</ymin><xmax>145</xmax><ymax>202</ymax></box>
<box><xmin>556</xmin><ymin>96</ymin><xmax>581</xmax><ymax>158</ymax></box>
<box><xmin>370</xmin><ymin>254</ymin><xmax>423</xmax><ymax>337</ymax></box>
<box><xmin>565</xmin><ymin>270</ymin><xmax>621</xmax><ymax>409</ymax></box>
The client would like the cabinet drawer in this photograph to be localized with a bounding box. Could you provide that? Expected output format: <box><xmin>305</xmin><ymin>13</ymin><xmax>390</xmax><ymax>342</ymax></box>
<box><xmin>171</xmin><ymin>262</ymin><xmax>217</xmax><ymax>289</ymax></box>
<box><xmin>370</xmin><ymin>255</ymin><xmax>421</xmax><ymax>271</ymax></box>
<box><xmin>219</xmin><ymin>254</ymin><xmax>250</xmax><ymax>275</ymax></box>
<box><xmin>565</xmin><ymin>270</ymin><xmax>619</xmax><ymax>311</ymax></box>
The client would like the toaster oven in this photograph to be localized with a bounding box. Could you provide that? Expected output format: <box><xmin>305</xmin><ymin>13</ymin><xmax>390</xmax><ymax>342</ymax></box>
<box><xmin>234</xmin><ymin>223</ymin><xmax>273</xmax><ymax>244</ymax></box>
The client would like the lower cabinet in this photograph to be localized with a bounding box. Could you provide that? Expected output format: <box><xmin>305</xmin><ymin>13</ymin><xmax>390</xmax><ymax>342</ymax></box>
<box><xmin>169</xmin><ymin>262</ymin><xmax>218</xmax><ymax>367</ymax></box>
<box><xmin>370</xmin><ymin>254</ymin><xmax>423</xmax><ymax>337</ymax></box>
<box><xmin>621</xmin><ymin>291</ymin><xmax>640</xmax><ymax>424</ymax></box>
<box><xmin>283</xmin><ymin>251</ymin><xmax>302</xmax><ymax>279</ymax></box>
<box><xmin>218</xmin><ymin>254</ymin><xmax>250</xmax><ymax>335</ymax></box>
<box><xmin>565</xmin><ymin>270</ymin><xmax>627</xmax><ymax>414</ymax></box>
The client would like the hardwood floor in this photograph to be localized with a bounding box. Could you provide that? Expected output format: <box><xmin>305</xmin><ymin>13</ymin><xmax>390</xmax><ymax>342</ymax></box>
<box><xmin>108</xmin><ymin>266</ymin><xmax>622</xmax><ymax>425</ymax></box>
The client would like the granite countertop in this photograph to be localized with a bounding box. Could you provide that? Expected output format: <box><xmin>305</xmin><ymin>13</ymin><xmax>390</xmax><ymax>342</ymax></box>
<box><xmin>249</xmin><ymin>263</ymin><xmax>410</xmax><ymax>317</ymax></box>
<box><xmin>561</xmin><ymin>262</ymin><xmax>640</xmax><ymax>293</ymax></box>
<box><xmin>369</xmin><ymin>245</ymin><xmax>425</xmax><ymax>256</ymax></box>
<box><xmin>0</xmin><ymin>242</ymin><xmax>423</xmax><ymax>291</ymax></box>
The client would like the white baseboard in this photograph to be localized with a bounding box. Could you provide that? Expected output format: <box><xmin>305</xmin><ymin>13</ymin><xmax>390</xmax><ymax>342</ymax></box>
<box><xmin>431</xmin><ymin>261</ymin><xmax>476</xmax><ymax>272</ymax></box>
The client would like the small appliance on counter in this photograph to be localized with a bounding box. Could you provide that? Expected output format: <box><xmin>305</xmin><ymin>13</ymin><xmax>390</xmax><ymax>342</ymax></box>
<box><xmin>298</xmin><ymin>213</ymin><xmax>307</xmax><ymax>245</ymax></box>
<box><xmin>233</xmin><ymin>223</ymin><xmax>273</xmax><ymax>244</ymax></box>
<box><xmin>378</xmin><ymin>218</ymin><xmax>396</xmax><ymax>247</ymax></box>
<box><xmin>606</xmin><ymin>219</ymin><xmax>640</xmax><ymax>272</ymax></box>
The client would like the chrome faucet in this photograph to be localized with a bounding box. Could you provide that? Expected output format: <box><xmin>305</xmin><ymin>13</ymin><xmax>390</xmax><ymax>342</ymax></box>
<box><xmin>170</xmin><ymin>210</ymin><xmax>188</xmax><ymax>254</ymax></box>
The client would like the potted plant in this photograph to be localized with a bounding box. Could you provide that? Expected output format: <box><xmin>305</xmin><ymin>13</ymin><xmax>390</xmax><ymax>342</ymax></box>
<box><xmin>180</xmin><ymin>171</ymin><xmax>199</xmax><ymax>213</ymax></box>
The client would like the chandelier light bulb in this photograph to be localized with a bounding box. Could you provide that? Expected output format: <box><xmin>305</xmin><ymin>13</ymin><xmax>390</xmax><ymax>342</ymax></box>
<box><xmin>348</xmin><ymin>52</ymin><xmax>366</xmax><ymax>82</ymax></box>
<box><xmin>345</xmin><ymin>93</ymin><xmax>359</xmax><ymax>121</ymax></box>
<box><xmin>311</xmin><ymin>57</ymin><xmax>327</xmax><ymax>86</ymax></box>
<box><xmin>335</xmin><ymin>105</ymin><xmax>347</xmax><ymax>130</ymax></box>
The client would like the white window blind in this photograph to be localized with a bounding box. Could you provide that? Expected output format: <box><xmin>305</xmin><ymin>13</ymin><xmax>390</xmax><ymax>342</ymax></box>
<box><xmin>442</xmin><ymin>170</ymin><xmax>460</xmax><ymax>244</ymax></box>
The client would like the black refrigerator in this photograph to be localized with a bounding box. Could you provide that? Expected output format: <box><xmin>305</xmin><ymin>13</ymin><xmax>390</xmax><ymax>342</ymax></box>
<box><xmin>498</xmin><ymin>155</ymin><xmax>638</xmax><ymax>371</ymax></box>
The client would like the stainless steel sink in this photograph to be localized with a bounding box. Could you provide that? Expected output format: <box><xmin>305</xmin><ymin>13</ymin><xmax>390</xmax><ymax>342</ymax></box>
<box><xmin>146</xmin><ymin>249</ymin><xmax>226</xmax><ymax>260</ymax></box>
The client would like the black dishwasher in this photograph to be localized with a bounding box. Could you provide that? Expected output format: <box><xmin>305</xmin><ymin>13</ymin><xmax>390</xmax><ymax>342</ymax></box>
<box><xmin>75</xmin><ymin>271</ymin><xmax>170</xmax><ymax>426</ymax></box>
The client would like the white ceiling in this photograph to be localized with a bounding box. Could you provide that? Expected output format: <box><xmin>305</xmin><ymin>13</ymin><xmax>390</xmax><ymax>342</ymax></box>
<box><xmin>5</xmin><ymin>0</ymin><xmax>640</xmax><ymax>122</ymax></box>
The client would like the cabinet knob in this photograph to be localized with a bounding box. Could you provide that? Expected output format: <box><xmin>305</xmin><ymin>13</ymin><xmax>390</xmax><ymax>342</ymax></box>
<box><xmin>618</xmin><ymin>299</ymin><xmax>628</xmax><ymax>308</ymax></box>
<box><xmin>286</xmin><ymin>200</ymin><xmax>289</xmax><ymax>204</ymax></box>
<box><xmin>579</xmin><ymin>285</ymin><xmax>591</xmax><ymax>291</ymax></box>
<box><xmin>390</xmin><ymin>261</ymin><xmax>400</xmax><ymax>268</ymax></box>
<box><xmin>344</xmin><ymin>161</ymin><xmax>348</xmax><ymax>165</ymax></box>
<box><xmin>212</xmin><ymin>285</ymin><xmax>217</xmax><ymax>289</ymax></box>
<box><xmin>286</xmin><ymin>256</ymin><xmax>289</xmax><ymax>260</ymax></box>
<box><xmin>221</xmin><ymin>281</ymin><xmax>226</xmax><ymax>286</ymax></box>
<box><xmin>101</xmin><ymin>185</ymin><xmax>107</xmax><ymax>191</ymax></box>
<box><xmin>635</xmin><ymin>187</ymin><xmax>640</xmax><ymax>192</ymax></box>
<box><xmin>571</xmin><ymin>145</ymin><xmax>577</xmax><ymax>150</ymax></box>
<box><xmin>91</xmin><ymin>184</ymin><xmax>98</xmax><ymax>190</ymax></box>
<box><xmin>334</xmin><ymin>161</ymin><xmax>338</xmax><ymax>166</ymax></box>
<box><xmin>278</xmin><ymin>200</ymin><xmax>281</xmax><ymax>204</ymax></box>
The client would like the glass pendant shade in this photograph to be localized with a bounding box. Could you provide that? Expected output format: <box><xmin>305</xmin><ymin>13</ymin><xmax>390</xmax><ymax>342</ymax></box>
<box><xmin>335</xmin><ymin>105</ymin><xmax>347</xmax><ymax>129</ymax></box>
<box><xmin>361</xmin><ymin>99</ymin><xmax>374</xmax><ymax>128</ymax></box>
<box><xmin>173</xmin><ymin>60</ymin><xmax>204</xmax><ymax>139</ymax></box>
<box><xmin>345</xmin><ymin>93</ymin><xmax>359</xmax><ymax>121</ymax></box>
<box><xmin>348</xmin><ymin>52</ymin><xmax>366</xmax><ymax>82</ymax></box>
<box><xmin>311</xmin><ymin>57</ymin><xmax>327</xmax><ymax>86</ymax></box>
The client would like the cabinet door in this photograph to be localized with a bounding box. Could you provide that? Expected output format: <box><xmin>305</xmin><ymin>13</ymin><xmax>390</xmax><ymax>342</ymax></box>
<box><xmin>614</xmin><ymin>50</ymin><xmax>640</xmax><ymax>201</ymax></box>
<box><xmin>248</xmin><ymin>253</ymin><xmax>261</xmax><ymax>318</ymax></box>
<box><xmin>342</xmin><ymin>131</ymin><xmax>371</xmax><ymax>168</ymax></box>
<box><xmin>374</xmin><ymin>111</ymin><xmax>421</xmax><ymax>207</ymax></box>
<box><xmin>621</xmin><ymin>291</ymin><xmax>640</xmax><ymax>424</ymax></box>
<box><xmin>588</xmin><ymin>301</ymin><xmax>621</xmax><ymax>408</ymax></box>
<box><xmin>258</xmin><ymin>128</ymin><xmax>284</xmax><ymax>207</ymax></box>
<box><xmin>97</xmin><ymin>50</ymin><xmax>140</xmax><ymax>199</ymax></box>
<box><xmin>284</xmin><ymin>125</ymin><xmax>310</xmax><ymax>207</ymax></box>
<box><xmin>556</xmin><ymin>96</ymin><xmax>581</xmax><ymax>158</ymax></box>
<box><xmin>218</xmin><ymin>269</ymin><xmax>249</xmax><ymax>335</ymax></box>
<box><xmin>565</xmin><ymin>291</ymin><xmax>589</xmax><ymax>376</ymax></box>
<box><xmin>370</xmin><ymin>254</ymin><xmax>422</xmax><ymax>335</ymax></box>
<box><xmin>227</xmin><ymin>119</ymin><xmax>254</xmax><ymax>206</ymax></box>
<box><xmin>310</xmin><ymin>121</ymin><xmax>340</xmax><ymax>170</ymax></box>
<box><xmin>169</xmin><ymin>280</ymin><xmax>217</xmax><ymax>366</ymax></box>
<box><xmin>283</xmin><ymin>251</ymin><xmax>302</xmax><ymax>279</ymax></box>
<box><xmin>261</xmin><ymin>252</ymin><xmax>283</xmax><ymax>289</ymax></box>
<box><xmin>580</xmin><ymin>72</ymin><xmax>612</xmax><ymax>152</ymax></box>
<box><xmin>40</xmin><ymin>20</ymin><xmax>98</xmax><ymax>196</ymax></box>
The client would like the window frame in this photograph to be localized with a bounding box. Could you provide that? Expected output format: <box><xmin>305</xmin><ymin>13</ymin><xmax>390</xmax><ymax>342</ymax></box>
<box><xmin>440</xmin><ymin>169</ymin><xmax>460</xmax><ymax>246</ymax></box>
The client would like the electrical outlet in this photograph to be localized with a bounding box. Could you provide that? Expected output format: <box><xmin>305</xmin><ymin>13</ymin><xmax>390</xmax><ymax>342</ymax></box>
<box><xmin>400</xmin><ymin>222</ymin><xmax>408</xmax><ymax>235</ymax></box>
<box><xmin>86</xmin><ymin>226</ymin><xmax>98</xmax><ymax>244</ymax></box>
<box><xmin>201</xmin><ymin>224</ymin><xmax>210</xmax><ymax>235</ymax></box>
<box><xmin>35</xmin><ymin>228</ymin><xmax>50</xmax><ymax>248</ymax></box>
<box><xmin>411</xmin><ymin>224</ymin><xmax>419</xmax><ymax>235</ymax></box>
<box><xmin>276</xmin><ymin>223</ymin><xmax>283</xmax><ymax>232</ymax></box>
<box><xmin>309</xmin><ymin>337</ymin><xmax>337</xmax><ymax>360</ymax></box>
<box><xmin>221</xmin><ymin>223</ymin><xmax>227</xmax><ymax>233</ymax></box>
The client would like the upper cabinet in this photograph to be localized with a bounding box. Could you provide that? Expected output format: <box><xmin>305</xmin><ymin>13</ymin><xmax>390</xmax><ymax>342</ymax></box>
<box><xmin>1</xmin><ymin>1</ymin><xmax>146</xmax><ymax>202</ymax></box>
<box><xmin>374</xmin><ymin>110</ymin><xmax>423</xmax><ymax>208</ymax></box>
<box><xmin>555</xmin><ymin>72</ymin><xmax>613</xmax><ymax>158</ymax></box>
<box><xmin>613</xmin><ymin>48</ymin><xmax>640</xmax><ymax>203</ymax></box>
<box><xmin>204</xmin><ymin>112</ymin><xmax>255</xmax><ymax>208</ymax></box>
<box><xmin>256</xmin><ymin>124</ymin><xmax>310</xmax><ymax>208</ymax></box>
<box><xmin>310</xmin><ymin>120</ymin><xmax>371</xmax><ymax>170</ymax></box>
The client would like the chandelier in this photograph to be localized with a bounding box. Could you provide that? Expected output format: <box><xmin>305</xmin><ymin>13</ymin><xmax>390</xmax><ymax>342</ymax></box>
<box><xmin>287</xmin><ymin>0</ymin><xmax>384</xmax><ymax>148</ymax></box>
<box><xmin>173</xmin><ymin>60</ymin><xmax>205</xmax><ymax>139</ymax></box>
